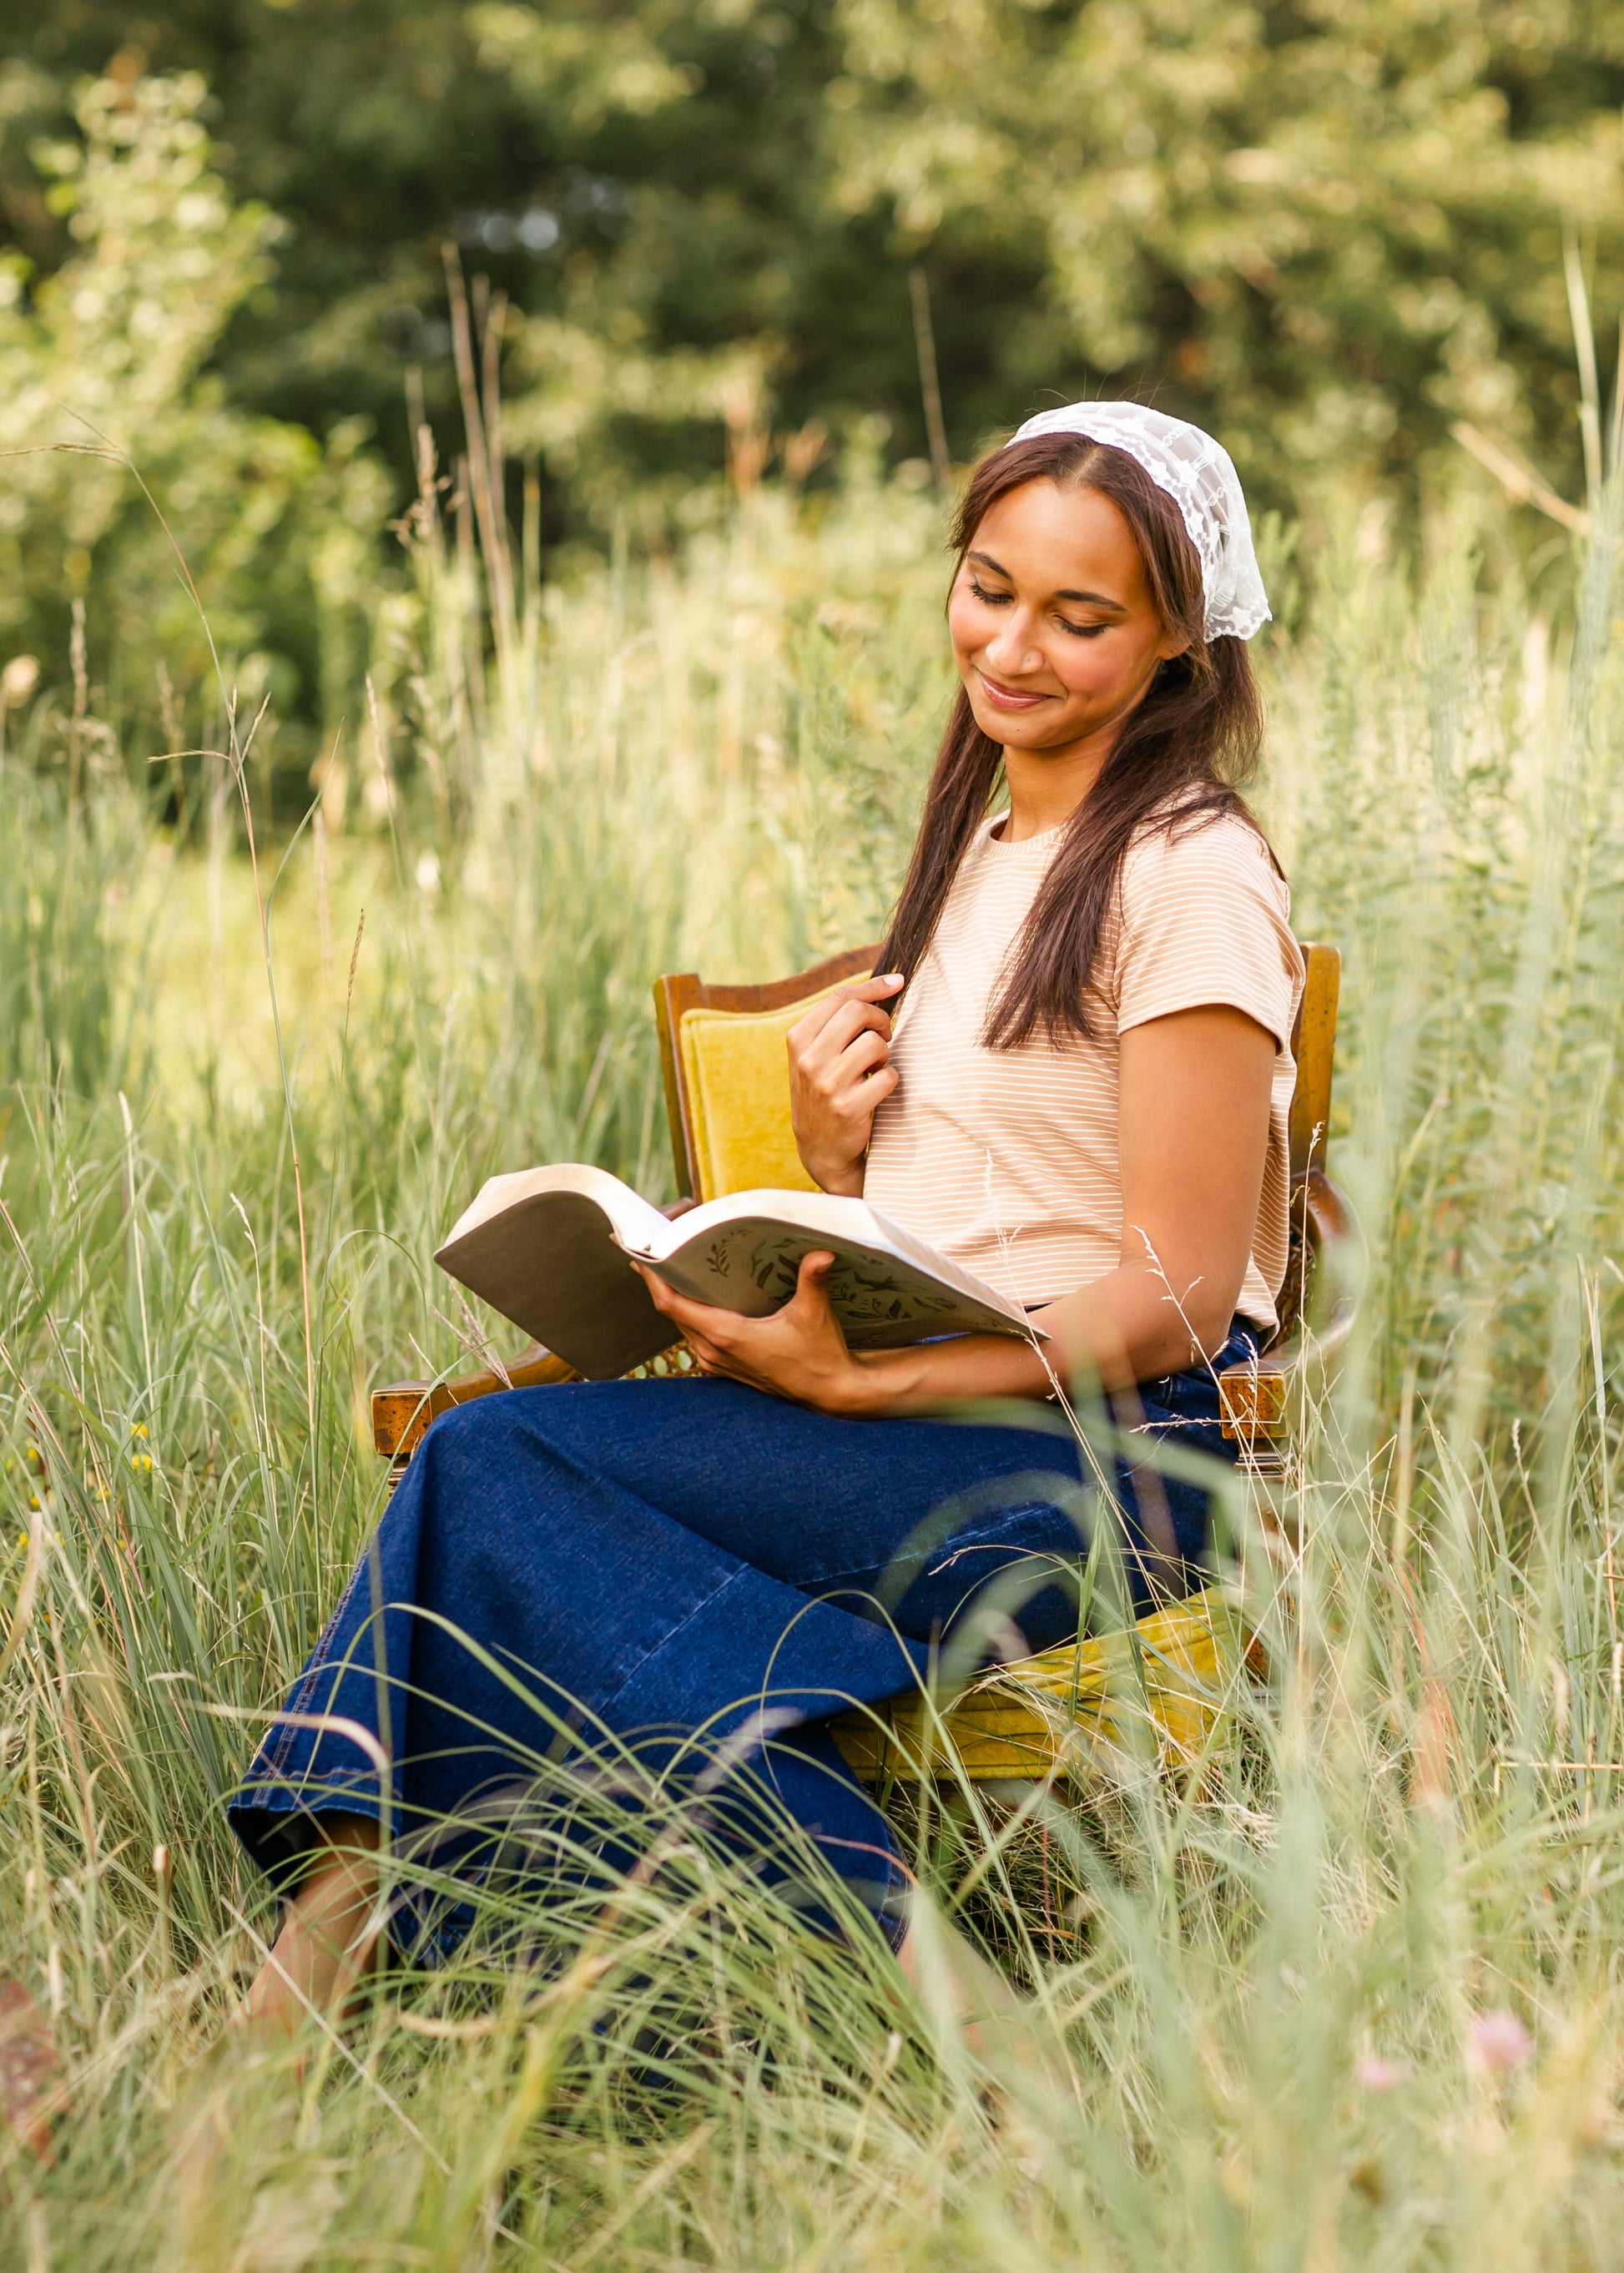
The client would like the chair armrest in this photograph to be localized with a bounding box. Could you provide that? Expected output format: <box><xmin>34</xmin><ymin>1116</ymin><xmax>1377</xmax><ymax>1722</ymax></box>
<box><xmin>1217</xmin><ymin>1345</ymin><xmax>1295</xmax><ymax>1444</ymax></box>
<box><xmin>372</xmin><ymin>1199</ymin><xmax>699</xmax><ymax>1461</ymax></box>
<box><xmin>372</xmin><ymin>1343</ymin><xmax>581</xmax><ymax>1461</ymax></box>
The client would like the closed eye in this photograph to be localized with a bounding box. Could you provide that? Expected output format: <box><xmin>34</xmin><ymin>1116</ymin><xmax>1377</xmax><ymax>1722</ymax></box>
<box><xmin>969</xmin><ymin>581</ymin><xmax>1110</xmax><ymax>638</ymax></box>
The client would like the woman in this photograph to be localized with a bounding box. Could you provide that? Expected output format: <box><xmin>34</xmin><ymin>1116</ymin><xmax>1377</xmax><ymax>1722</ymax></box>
<box><xmin>233</xmin><ymin>401</ymin><xmax>1301</xmax><ymax>2025</ymax></box>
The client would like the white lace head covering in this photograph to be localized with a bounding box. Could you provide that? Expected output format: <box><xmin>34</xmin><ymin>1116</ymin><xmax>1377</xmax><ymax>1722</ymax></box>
<box><xmin>1007</xmin><ymin>401</ymin><xmax>1270</xmax><ymax>643</ymax></box>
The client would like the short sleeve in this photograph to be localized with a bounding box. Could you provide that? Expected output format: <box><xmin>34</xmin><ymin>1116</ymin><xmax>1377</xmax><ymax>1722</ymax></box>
<box><xmin>1113</xmin><ymin>814</ymin><xmax>1303</xmax><ymax>1051</ymax></box>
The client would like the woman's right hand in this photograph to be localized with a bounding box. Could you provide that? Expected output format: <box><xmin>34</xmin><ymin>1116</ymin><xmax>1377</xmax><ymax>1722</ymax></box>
<box><xmin>787</xmin><ymin>974</ymin><xmax>905</xmax><ymax>1196</ymax></box>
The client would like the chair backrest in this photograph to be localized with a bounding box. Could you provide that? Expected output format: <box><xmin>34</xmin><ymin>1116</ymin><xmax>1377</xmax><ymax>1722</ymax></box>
<box><xmin>654</xmin><ymin>946</ymin><xmax>876</xmax><ymax>1200</ymax></box>
<box><xmin>1289</xmin><ymin>943</ymin><xmax>1339</xmax><ymax>1176</ymax></box>
<box><xmin>654</xmin><ymin>940</ymin><xmax>1340</xmax><ymax>1201</ymax></box>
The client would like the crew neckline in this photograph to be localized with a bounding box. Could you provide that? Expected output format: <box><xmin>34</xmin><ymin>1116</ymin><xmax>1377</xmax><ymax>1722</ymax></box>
<box><xmin>981</xmin><ymin>809</ymin><xmax>1067</xmax><ymax>854</ymax></box>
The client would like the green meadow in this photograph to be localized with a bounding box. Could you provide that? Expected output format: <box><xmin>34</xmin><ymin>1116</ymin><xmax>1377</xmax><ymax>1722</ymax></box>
<box><xmin>3</xmin><ymin>416</ymin><xmax>1624</xmax><ymax>2265</ymax></box>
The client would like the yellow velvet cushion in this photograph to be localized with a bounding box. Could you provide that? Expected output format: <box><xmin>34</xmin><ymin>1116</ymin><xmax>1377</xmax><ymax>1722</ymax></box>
<box><xmin>830</xmin><ymin>1586</ymin><xmax>1243</xmax><ymax>1783</ymax></box>
<box><xmin>678</xmin><ymin>973</ymin><xmax>868</xmax><ymax>1201</ymax></box>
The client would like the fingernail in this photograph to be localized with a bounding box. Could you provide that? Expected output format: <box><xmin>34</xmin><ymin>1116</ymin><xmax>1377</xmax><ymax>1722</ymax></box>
<box><xmin>881</xmin><ymin>973</ymin><xmax>904</xmax><ymax>985</ymax></box>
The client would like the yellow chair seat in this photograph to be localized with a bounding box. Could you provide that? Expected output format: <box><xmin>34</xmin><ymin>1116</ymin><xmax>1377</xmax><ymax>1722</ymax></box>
<box><xmin>830</xmin><ymin>1586</ymin><xmax>1244</xmax><ymax>1784</ymax></box>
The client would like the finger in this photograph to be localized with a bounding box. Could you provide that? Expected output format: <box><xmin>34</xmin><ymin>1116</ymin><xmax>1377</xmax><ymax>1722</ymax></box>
<box><xmin>788</xmin><ymin>975</ymin><xmax>904</xmax><ymax>1054</ymax></box>
<box><xmin>688</xmin><ymin>1340</ymin><xmax>767</xmax><ymax>1390</ymax></box>
<box><xmin>831</xmin><ymin>1027</ymin><xmax>891</xmax><ymax>1080</ymax></box>
<box><xmin>802</xmin><ymin>998</ymin><xmax>897</xmax><ymax>1060</ymax></box>
<box><xmin>633</xmin><ymin>1263</ymin><xmax>732</xmax><ymax>1334</ymax></box>
<box><xmin>824</xmin><ymin>1061</ymin><xmax>899</xmax><ymax>1127</ymax></box>
<box><xmin>632</xmin><ymin>1261</ymin><xmax>682</xmax><ymax>1318</ymax></box>
<box><xmin>792</xmin><ymin>1018</ymin><xmax>892</xmax><ymax>1105</ymax></box>
<box><xmin>786</xmin><ymin>1251</ymin><xmax>850</xmax><ymax>1348</ymax></box>
<box><xmin>836</xmin><ymin>1059</ymin><xmax>895</xmax><ymax>1113</ymax></box>
<box><xmin>779</xmin><ymin>1250</ymin><xmax>838</xmax><ymax>1321</ymax></box>
<box><xmin>694</xmin><ymin>1348</ymin><xmax>752</xmax><ymax>1384</ymax></box>
<box><xmin>665</xmin><ymin>1312</ymin><xmax>731</xmax><ymax>1364</ymax></box>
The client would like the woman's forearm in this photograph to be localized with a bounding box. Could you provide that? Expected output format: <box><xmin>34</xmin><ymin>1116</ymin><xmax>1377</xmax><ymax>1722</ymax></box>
<box><xmin>843</xmin><ymin>1328</ymin><xmax>1056</xmax><ymax>1412</ymax></box>
<box><xmin>839</xmin><ymin>1262</ymin><xmax>1240</xmax><ymax>1416</ymax></box>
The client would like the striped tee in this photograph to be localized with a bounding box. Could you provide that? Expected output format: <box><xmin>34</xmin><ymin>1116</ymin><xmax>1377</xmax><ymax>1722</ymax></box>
<box><xmin>861</xmin><ymin>807</ymin><xmax>1304</xmax><ymax>1333</ymax></box>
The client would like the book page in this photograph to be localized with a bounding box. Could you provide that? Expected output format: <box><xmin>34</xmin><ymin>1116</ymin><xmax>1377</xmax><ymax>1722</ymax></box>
<box><xmin>439</xmin><ymin>1162</ymin><xmax>668</xmax><ymax>1252</ymax></box>
<box><xmin>643</xmin><ymin>1205</ymin><xmax>1036</xmax><ymax>1348</ymax></box>
<box><xmin>638</xmin><ymin>1187</ymin><xmax>1036</xmax><ymax>1333</ymax></box>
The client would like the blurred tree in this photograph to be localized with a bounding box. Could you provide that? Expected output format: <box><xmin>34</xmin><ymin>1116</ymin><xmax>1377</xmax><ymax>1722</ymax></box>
<box><xmin>2</xmin><ymin>0</ymin><xmax>1623</xmax><ymax>691</ymax></box>
<box><xmin>0</xmin><ymin>0</ymin><xmax>951</xmax><ymax>527</ymax></box>
<box><xmin>825</xmin><ymin>0</ymin><xmax>1624</xmax><ymax>499</ymax></box>
<box><xmin>0</xmin><ymin>62</ymin><xmax>390</xmax><ymax>778</ymax></box>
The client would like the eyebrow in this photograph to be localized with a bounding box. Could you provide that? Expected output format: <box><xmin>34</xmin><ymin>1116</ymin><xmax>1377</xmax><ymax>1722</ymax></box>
<box><xmin>967</xmin><ymin>549</ymin><xmax>1127</xmax><ymax>612</ymax></box>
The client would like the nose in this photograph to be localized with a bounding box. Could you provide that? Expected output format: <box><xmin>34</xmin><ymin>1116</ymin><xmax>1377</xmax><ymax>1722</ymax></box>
<box><xmin>981</xmin><ymin>604</ymin><xmax>1044</xmax><ymax>679</ymax></box>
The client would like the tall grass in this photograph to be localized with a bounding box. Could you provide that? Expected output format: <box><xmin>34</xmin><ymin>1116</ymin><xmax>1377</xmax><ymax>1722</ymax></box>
<box><xmin>3</xmin><ymin>441</ymin><xmax>1624</xmax><ymax>2267</ymax></box>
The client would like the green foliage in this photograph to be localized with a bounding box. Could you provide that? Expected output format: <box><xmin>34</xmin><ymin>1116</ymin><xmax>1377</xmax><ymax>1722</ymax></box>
<box><xmin>1</xmin><ymin>13</ymin><xmax>1621</xmax><ymax>786</ymax></box>
<box><xmin>6</xmin><ymin>6</ymin><xmax>1624</xmax><ymax>545</ymax></box>
<box><xmin>0</xmin><ymin>67</ymin><xmax>391</xmax><ymax>772</ymax></box>
<box><xmin>827</xmin><ymin>0</ymin><xmax>1624</xmax><ymax>491</ymax></box>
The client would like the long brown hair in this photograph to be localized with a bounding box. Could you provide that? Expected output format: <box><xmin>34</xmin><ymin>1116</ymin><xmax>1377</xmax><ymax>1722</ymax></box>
<box><xmin>876</xmin><ymin>431</ymin><xmax>1267</xmax><ymax>1048</ymax></box>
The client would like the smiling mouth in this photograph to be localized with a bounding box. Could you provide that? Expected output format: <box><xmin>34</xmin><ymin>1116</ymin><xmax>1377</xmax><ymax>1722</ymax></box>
<box><xmin>976</xmin><ymin>671</ymin><xmax>1052</xmax><ymax>709</ymax></box>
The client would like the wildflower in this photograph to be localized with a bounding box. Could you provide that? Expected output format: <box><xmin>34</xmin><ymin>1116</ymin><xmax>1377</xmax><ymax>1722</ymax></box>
<box><xmin>1355</xmin><ymin>2054</ymin><xmax>1405</xmax><ymax>2091</ymax></box>
<box><xmin>0</xmin><ymin>655</ymin><xmax>39</xmax><ymax>706</ymax></box>
<box><xmin>1467</xmin><ymin>2010</ymin><xmax>1532</xmax><ymax>2075</ymax></box>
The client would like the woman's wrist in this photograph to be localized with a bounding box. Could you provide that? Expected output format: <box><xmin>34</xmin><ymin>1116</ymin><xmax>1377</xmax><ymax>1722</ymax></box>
<box><xmin>825</xmin><ymin>1347</ymin><xmax>915</xmax><ymax>1417</ymax></box>
<box><xmin>806</xmin><ymin>1155</ymin><xmax>865</xmax><ymax>1197</ymax></box>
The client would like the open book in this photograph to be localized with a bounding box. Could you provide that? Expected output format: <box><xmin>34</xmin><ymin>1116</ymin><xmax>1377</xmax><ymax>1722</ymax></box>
<box><xmin>434</xmin><ymin>1162</ymin><xmax>1039</xmax><ymax>1382</ymax></box>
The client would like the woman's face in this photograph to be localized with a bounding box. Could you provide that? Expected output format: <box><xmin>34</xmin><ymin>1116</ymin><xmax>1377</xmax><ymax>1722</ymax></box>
<box><xmin>946</xmin><ymin>478</ymin><xmax>1188</xmax><ymax>758</ymax></box>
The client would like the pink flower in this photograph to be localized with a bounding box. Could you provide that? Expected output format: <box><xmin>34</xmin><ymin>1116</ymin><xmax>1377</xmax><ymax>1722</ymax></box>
<box><xmin>1355</xmin><ymin>2054</ymin><xmax>1405</xmax><ymax>2091</ymax></box>
<box><xmin>1467</xmin><ymin>2011</ymin><xmax>1533</xmax><ymax>2075</ymax></box>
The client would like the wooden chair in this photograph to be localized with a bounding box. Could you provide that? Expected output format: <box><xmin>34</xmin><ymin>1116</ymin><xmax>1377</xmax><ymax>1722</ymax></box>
<box><xmin>371</xmin><ymin>941</ymin><xmax>1359</xmax><ymax>1785</ymax></box>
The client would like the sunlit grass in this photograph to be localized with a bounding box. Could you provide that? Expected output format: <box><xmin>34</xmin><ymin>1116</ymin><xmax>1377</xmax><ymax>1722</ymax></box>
<box><xmin>3</xmin><ymin>457</ymin><xmax>1624</xmax><ymax>2267</ymax></box>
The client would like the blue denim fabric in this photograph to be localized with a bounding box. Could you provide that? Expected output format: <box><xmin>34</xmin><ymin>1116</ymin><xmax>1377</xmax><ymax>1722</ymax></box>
<box><xmin>229</xmin><ymin>1322</ymin><xmax>1257</xmax><ymax>1953</ymax></box>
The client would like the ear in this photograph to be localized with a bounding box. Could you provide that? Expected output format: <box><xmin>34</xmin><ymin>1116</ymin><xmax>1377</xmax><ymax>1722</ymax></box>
<box><xmin>1156</xmin><ymin>626</ymin><xmax>1193</xmax><ymax>663</ymax></box>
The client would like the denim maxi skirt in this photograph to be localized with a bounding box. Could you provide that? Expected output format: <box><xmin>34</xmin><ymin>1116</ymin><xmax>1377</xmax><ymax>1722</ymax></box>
<box><xmin>229</xmin><ymin>1323</ymin><xmax>1258</xmax><ymax>1956</ymax></box>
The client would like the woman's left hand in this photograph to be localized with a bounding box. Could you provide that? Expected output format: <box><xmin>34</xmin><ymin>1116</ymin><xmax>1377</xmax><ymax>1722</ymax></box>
<box><xmin>633</xmin><ymin>1251</ymin><xmax>868</xmax><ymax>1414</ymax></box>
